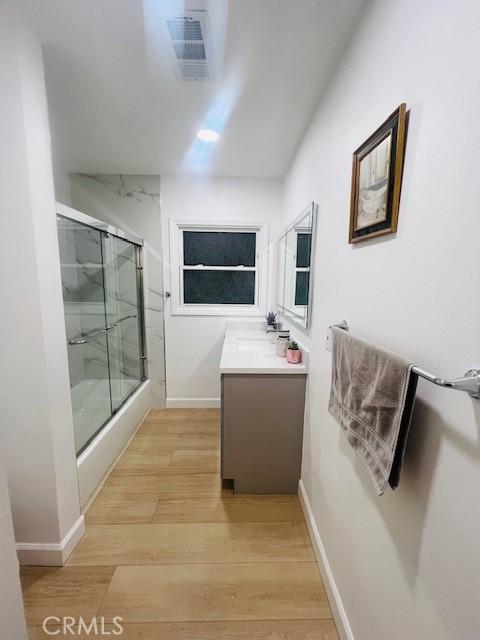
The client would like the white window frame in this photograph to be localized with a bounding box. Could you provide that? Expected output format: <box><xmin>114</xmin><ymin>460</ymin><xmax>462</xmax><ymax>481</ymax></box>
<box><xmin>168</xmin><ymin>220</ymin><xmax>269</xmax><ymax>316</ymax></box>
<box><xmin>294</xmin><ymin>229</ymin><xmax>310</xmax><ymax>309</ymax></box>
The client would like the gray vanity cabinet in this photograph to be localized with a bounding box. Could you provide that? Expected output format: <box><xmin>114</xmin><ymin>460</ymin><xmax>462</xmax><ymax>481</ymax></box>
<box><xmin>221</xmin><ymin>373</ymin><xmax>307</xmax><ymax>494</ymax></box>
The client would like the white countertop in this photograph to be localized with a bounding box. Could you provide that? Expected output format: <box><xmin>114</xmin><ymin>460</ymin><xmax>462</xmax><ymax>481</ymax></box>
<box><xmin>220</xmin><ymin>323</ymin><xmax>308</xmax><ymax>375</ymax></box>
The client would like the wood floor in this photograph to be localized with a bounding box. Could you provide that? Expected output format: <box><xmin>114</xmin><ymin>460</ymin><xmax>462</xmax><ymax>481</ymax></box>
<box><xmin>21</xmin><ymin>409</ymin><xmax>338</xmax><ymax>639</ymax></box>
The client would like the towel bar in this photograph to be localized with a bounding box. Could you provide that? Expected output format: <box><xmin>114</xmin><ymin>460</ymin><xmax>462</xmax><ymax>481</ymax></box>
<box><xmin>331</xmin><ymin>320</ymin><xmax>480</xmax><ymax>399</ymax></box>
<box><xmin>410</xmin><ymin>367</ymin><xmax>480</xmax><ymax>399</ymax></box>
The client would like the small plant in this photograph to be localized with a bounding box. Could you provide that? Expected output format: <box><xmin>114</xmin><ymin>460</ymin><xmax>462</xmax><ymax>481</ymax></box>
<box><xmin>265</xmin><ymin>311</ymin><xmax>278</xmax><ymax>326</ymax></box>
<box><xmin>286</xmin><ymin>339</ymin><xmax>301</xmax><ymax>363</ymax></box>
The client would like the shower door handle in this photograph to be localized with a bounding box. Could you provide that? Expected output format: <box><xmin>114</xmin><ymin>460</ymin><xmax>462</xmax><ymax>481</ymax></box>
<box><xmin>68</xmin><ymin>324</ymin><xmax>116</xmax><ymax>345</ymax></box>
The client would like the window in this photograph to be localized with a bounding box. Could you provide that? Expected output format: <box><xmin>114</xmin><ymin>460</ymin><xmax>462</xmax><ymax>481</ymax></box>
<box><xmin>169</xmin><ymin>221</ymin><xmax>268</xmax><ymax>316</ymax></box>
<box><xmin>294</xmin><ymin>232</ymin><xmax>311</xmax><ymax>306</ymax></box>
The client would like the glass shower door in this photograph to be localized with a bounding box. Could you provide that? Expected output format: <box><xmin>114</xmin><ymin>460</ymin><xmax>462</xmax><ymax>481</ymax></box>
<box><xmin>102</xmin><ymin>234</ymin><xmax>145</xmax><ymax>412</ymax></box>
<box><xmin>58</xmin><ymin>213</ymin><xmax>147</xmax><ymax>456</ymax></box>
<box><xmin>57</xmin><ymin>216</ymin><xmax>113</xmax><ymax>454</ymax></box>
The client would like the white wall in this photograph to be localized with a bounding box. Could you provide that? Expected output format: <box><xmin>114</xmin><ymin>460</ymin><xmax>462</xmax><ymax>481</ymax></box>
<box><xmin>161</xmin><ymin>176</ymin><xmax>282</xmax><ymax>406</ymax></box>
<box><xmin>0</xmin><ymin>467</ymin><xmax>27</xmax><ymax>640</ymax></box>
<box><xmin>53</xmin><ymin>167</ymin><xmax>72</xmax><ymax>205</ymax></box>
<box><xmin>0</xmin><ymin>5</ymin><xmax>82</xmax><ymax>564</ymax></box>
<box><xmin>282</xmin><ymin>0</ymin><xmax>480</xmax><ymax>638</ymax></box>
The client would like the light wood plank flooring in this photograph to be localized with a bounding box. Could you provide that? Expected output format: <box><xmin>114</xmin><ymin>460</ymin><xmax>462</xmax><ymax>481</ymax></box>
<box><xmin>22</xmin><ymin>408</ymin><xmax>338</xmax><ymax>639</ymax></box>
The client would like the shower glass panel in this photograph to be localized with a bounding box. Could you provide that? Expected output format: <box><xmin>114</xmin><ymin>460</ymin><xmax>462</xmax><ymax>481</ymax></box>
<box><xmin>103</xmin><ymin>234</ymin><xmax>144</xmax><ymax>411</ymax></box>
<box><xmin>57</xmin><ymin>213</ymin><xmax>146</xmax><ymax>456</ymax></box>
<box><xmin>57</xmin><ymin>216</ymin><xmax>113</xmax><ymax>454</ymax></box>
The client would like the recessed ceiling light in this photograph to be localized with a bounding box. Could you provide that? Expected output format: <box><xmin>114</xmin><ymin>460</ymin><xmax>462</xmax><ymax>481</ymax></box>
<box><xmin>197</xmin><ymin>128</ymin><xmax>219</xmax><ymax>142</ymax></box>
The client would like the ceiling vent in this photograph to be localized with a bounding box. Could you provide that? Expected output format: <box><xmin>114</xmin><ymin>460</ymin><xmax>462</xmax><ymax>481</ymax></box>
<box><xmin>166</xmin><ymin>11</ymin><xmax>214</xmax><ymax>81</ymax></box>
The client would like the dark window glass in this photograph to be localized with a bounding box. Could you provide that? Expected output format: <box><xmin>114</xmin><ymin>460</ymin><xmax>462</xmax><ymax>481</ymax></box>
<box><xmin>184</xmin><ymin>270</ymin><xmax>255</xmax><ymax>305</ymax></box>
<box><xmin>183</xmin><ymin>231</ymin><xmax>256</xmax><ymax>267</ymax></box>
<box><xmin>295</xmin><ymin>271</ymin><xmax>309</xmax><ymax>306</ymax></box>
<box><xmin>296</xmin><ymin>233</ymin><xmax>312</xmax><ymax>268</ymax></box>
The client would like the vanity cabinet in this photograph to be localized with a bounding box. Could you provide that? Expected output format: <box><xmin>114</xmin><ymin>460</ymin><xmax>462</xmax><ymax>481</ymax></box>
<box><xmin>221</xmin><ymin>373</ymin><xmax>307</xmax><ymax>494</ymax></box>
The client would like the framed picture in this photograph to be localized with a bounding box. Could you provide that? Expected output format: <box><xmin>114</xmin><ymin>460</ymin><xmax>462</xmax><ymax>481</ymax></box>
<box><xmin>349</xmin><ymin>103</ymin><xmax>407</xmax><ymax>243</ymax></box>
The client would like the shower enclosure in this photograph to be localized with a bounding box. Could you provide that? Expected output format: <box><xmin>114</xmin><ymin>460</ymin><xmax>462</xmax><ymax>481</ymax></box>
<box><xmin>57</xmin><ymin>208</ymin><xmax>147</xmax><ymax>455</ymax></box>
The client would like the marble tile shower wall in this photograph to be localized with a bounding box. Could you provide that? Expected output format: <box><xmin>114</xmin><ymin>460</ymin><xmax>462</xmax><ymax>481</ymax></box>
<box><xmin>70</xmin><ymin>174</ymin><xmax>166</xmax><ymax>407</ymax></box>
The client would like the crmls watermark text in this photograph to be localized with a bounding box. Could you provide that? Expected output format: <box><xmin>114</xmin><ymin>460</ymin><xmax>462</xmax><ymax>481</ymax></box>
<box><xmin>42</xmin><ymin>617</ymin><xmax>123</xmax><ymax>636</ymax></box>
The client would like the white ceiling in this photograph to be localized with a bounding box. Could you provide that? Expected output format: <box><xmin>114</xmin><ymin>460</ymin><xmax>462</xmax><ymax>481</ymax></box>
<box><xmin>12</xmin><ymin>0</ymin><xmax>367</xmax><ymax>178</ymax></box>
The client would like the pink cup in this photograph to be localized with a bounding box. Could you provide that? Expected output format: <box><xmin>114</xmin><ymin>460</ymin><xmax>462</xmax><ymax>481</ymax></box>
<box><xmin>287</xmin><ymin>348</ymin><xmax>302</xmax><ymax>364</ymax></box>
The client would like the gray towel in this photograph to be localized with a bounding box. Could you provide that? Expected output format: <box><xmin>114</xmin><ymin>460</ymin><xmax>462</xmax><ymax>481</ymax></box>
<box><xmin>328</xmin><ymin>327</ymin><xmax>417</xmax><ymax>495</ymax></box>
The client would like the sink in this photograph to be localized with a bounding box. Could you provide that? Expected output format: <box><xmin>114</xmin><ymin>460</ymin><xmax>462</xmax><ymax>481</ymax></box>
<box><xmin>220</xmin><ymin>326</ymin><xmax>307</xmax><ymax>374</ymax></box>
<box><xmin>236</xmin><ymin>341</ymin><xmax>272</xmax><ymax>353</ymax></box>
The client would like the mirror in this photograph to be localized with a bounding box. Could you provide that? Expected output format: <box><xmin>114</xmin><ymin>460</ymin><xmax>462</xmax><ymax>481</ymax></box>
<box><xmin>276</xmin><ymin>202</ymin><xmax>317</xmax><ymax>329</ymax></box>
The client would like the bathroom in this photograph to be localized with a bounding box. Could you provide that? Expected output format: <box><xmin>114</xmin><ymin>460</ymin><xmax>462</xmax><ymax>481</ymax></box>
<box><xmin>0</xmin><ymin>0</ymin><xmax>479</xmax><ymax>639</ymax></box>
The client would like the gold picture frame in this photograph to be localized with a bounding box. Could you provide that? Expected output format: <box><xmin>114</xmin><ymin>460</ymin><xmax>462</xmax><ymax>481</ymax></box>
<box><xmin>349</xmin><ymin>103</ymin><xmax>407</xmax><ymax>243</ymax></box>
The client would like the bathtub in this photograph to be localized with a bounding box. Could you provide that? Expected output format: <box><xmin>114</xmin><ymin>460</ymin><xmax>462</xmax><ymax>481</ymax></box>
<box><xmin>75</xmin><ymin>379</ymin><xmax>152</xmax><ymax>508</ymax></box>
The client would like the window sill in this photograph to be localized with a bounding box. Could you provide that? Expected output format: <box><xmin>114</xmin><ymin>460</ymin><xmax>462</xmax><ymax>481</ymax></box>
<box><xmin>171</xmin><ymin>304</ymin><xmax>266</xmax><ymax>317</ymax></box>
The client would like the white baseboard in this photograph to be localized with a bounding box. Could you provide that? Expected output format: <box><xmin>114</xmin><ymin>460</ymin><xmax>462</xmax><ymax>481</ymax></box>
<box><xmin>166</xmin><ymin>397</ymin><xmax>220</xmax><ymax>408</ymax></box>
<box><xmin>16</xmin><ymin>515</ymin><xmax>85</xmax><ymax>566</ymax></box>
<box><xmin>298</xmin><ymin>479</ymin><xmax>354</xmax><ymax>640</ymax></box>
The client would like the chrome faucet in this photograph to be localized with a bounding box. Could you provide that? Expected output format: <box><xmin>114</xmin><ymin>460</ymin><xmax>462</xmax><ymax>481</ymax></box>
<box><xmin>265</xmin><ymin>322</ymin><xmax>280</xmax><ymax>333</ymax></box>
<box><xmin>266</xmin><ymin>325</ymin><xmax>290</xmax><ymax>337</ymax></box>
